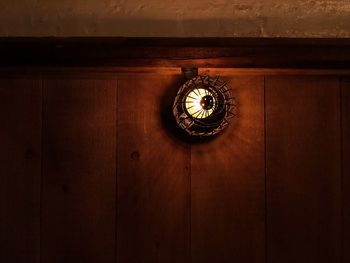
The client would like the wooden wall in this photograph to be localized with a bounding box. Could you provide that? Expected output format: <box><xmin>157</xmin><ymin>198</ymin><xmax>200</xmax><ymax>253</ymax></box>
<box><xmin>0</xmin><ymin>70</ymin><xmax>349</xmax><ymax>263</ymax></box>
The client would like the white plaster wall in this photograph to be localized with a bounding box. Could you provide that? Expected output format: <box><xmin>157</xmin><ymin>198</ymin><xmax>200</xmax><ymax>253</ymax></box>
<box><xmin>0</xmin><ymin>0</ymin><xmax>349</xmax><ymax>37</ymax></box>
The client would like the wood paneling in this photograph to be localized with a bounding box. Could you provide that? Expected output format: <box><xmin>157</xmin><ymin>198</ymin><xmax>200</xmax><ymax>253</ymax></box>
<box><xmin>0</xmin><ymin>66</ymin><xmax>348</xmax><ymax>263</ymax></box>
<box><xmin>117</xmin><ymin>74</ymin><xmax>190</xmax><ymax>263</ymax></box>
<box><xmin>41</xmin><ymin>79</ymin><xmax>116</xmax><ymax>263</ymax></box>
<box><xmin>191</xmin><ymin>76</ymin><xmax>265</xmax><ymax>263</ymax></box>
<box><xmin>266</xmin><ymin>77</ymin><xmax>342</xmax><ymax>263</ymax></box>
<box><xmin>0</xmin><ymin>79</ymin><xmax>42</xmax><ymax>263</ymax></box>
<box><xmin>342</xmin><ymin>79</ymin><xmax>350</xmax><ymax>263</ymax></box>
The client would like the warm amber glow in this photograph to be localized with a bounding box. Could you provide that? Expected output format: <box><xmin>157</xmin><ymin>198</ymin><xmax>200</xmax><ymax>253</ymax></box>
<box><xmin>185</xmin><ymin>88</ymin><xmax>216</xmax><ymax>119</ymax></box>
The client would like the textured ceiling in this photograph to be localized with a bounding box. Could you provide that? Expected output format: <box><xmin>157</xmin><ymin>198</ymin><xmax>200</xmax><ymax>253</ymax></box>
<box><xmin>0</xmin><ymin>0</ymin><xmax>349</xmax><ymax>37</ymax></box>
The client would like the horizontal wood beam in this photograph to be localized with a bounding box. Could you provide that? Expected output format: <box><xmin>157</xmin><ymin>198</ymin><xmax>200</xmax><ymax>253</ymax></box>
<box><xmin>1</xmin><ymin>37</ymin><xmax>350</xmax><ymax>68</ymax></box>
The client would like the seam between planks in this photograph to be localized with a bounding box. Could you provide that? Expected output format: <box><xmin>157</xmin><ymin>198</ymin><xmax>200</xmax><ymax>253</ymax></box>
<box><xmin>39</xmin><ymin>77</ymin><xmax>44</xmax><ymax>263</ymax></box>
<box><xmin>189</xmin><ymin>142</ymin><xmax>192</xmax><ymax>263</ymax></box>
<box><xmin>339</xmin><ymin>77</ymin><xmax>344</xmax><ymax>263</ymax></box>
<box><xmin>115</xmin><ymin>78</ymin><xmax>119</xmax><ymax>263</ymax></box>
<box><xmin>263</xmin><ymin>76</ymin><xmax>268</xmax><ymax>263</ymax></box>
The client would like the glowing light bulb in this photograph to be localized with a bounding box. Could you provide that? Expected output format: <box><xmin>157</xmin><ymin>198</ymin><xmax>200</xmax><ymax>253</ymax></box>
<box><xmin>185</xmin><ymin>88</ymin><xmax>216</xmax><ymax>119</ymax></box>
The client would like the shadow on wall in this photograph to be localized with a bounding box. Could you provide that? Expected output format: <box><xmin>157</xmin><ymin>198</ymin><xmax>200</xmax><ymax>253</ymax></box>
<box><xmin>1</xmin><ymin>16</ymin><xmax>350</xmax><ymax>37</ymax></box>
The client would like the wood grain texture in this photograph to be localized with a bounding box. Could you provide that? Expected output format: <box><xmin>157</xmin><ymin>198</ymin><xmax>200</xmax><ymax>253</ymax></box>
<box><xmin>191</xmin><ymin>76</ymin><xmax>265</xmax><ymax>263</ymax></box>
<box><xmin>41</xmin><ymin>78</ymin><xmax>116</xmax><ymax>263</ymax></box>
<box><xmin>266</xmin><ymin>76</ymin><xmax>342</xmax><ymax>263</ymax></box>
<box><xmin>117</xmin><ymin>74</ymin><xmax>190</xmax><ymax>263</ymax></box>
<box><xmin>0</xmin><ymin>79</ymin><xmax>42</xmax><ymax>263</ymax></box>
<box><xmin>342</xmin><ymin>79</ymin><xmax>350</xmax><ymax>263</ymax></box>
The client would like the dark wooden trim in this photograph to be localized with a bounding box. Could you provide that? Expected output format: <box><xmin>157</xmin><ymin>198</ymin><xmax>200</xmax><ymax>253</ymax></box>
<box><xmin>1</xmin><ymin>37</ymin><xmax>350</xmax><ymax>68</ymax></box>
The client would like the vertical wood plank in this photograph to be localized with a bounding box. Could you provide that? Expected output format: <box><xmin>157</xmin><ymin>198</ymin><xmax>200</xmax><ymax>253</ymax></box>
<box><xmin>342</xmin><ymin>79</ymin><xmax>350</xmax><ymax>263</ymax></box>
<box><xmin>41</xmin><ymin>78</ymin><xmax>116</xmax><ymax>263</ymax></box>
<box><xmin>191</xmin><ymin>76</ymin><xmax>265</xmax><ymax>263</ymax></box>
<box><xmin>0</xmin><ymin>79</ymin><xmax>42</xmax><ymax>263</ymax></box>
<box><xmin>266</xmin><ymin>76</ymin><xmax>341</xmax><ymax>263</ymax></box>
<box><xmin>117</xmin><ymin>74</ymin><xmax>190</xmax><ymax>263</ymax></box>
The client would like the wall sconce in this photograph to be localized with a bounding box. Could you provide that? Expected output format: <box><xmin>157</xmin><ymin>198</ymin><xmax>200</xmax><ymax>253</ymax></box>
<box><xmin>173</xmin><ymin>73</ymin><xmax>235</xmax><ymax>137</ymax></box>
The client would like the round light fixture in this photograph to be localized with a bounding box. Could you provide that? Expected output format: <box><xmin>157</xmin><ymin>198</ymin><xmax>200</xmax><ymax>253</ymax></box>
<box><xmin>173</xmin><ymin>75</ymin><xmax>235</xmax><ymax>137</ymax></box>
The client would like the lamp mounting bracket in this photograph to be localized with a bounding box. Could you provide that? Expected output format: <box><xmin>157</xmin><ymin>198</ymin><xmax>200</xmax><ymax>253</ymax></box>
<box><xmin>181</xmin><ymin>67</ymin><xmax>198</xmax><ymax>80</ymax></box>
